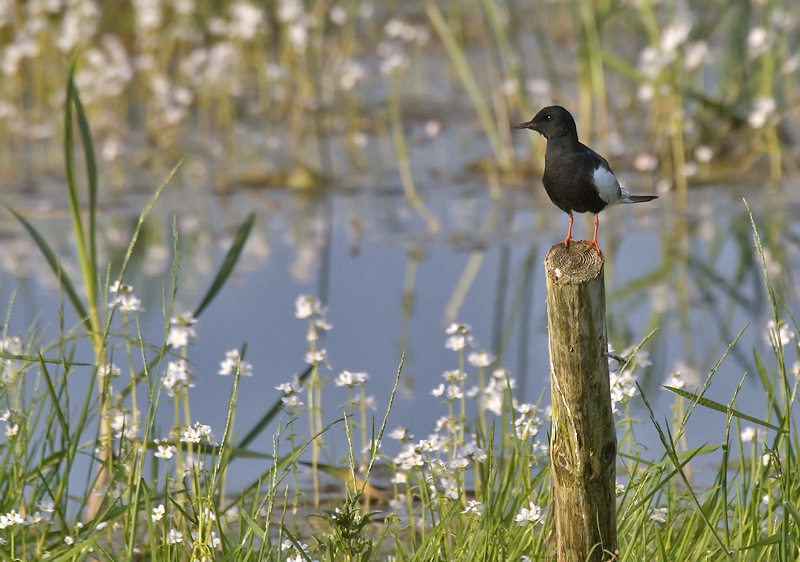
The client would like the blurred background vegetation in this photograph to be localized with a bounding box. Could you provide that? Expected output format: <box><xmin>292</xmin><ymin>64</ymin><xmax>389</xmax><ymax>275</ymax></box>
<box><xmin>0</xmin><ymin>0</ymin><xmax>797</xmax><ymax>199</ymax></box>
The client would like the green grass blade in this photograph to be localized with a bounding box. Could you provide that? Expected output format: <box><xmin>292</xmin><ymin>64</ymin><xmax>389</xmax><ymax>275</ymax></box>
<box><xmin>38</xmin><ymin>354</ymin><xmax>71</xmax><ymax>438</ymax></box>
<box><xmin>664</xmin><ymin>386</ymin><xmax>784</xmax><ymax>433</ymax></box>
<box><xmin>4</xmin><ymin>205</ymin><xmax>88</xmax><ymax>322</ymax></box>
<box><xmin>69</xmin><ymin>72</ymin><xmax>99</xmax><ymax>282</ymax></box>
<box><xmin>745</xmin><ymin>199</ymin><xmax>779</xmax><ymax>322</ymax></box>
<box><xmin>193</xmin><ymin>211</ymin><xmax>256</xmax><ymax>318</ymax></box>
<box><xmin>63</xmin><ymin>66</ymin><xmax>85</xmax><ymax>249</ymax></box>
<box><xmin>240</xmin><ymin>509</ymin><xmax>265</xmax><ymax>539</ymax></box>
<box><xmin>64</xmin><ymin>68</ymin><xmax>102</xmax><ymax>349</ymax></box>
<box><xmin>736</xmin><ymin>533</ymin><xmax>784</xmax><ymax>550</ymax></box>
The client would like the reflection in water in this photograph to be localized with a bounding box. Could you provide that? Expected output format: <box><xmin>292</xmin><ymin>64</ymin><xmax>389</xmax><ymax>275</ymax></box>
<box><xmin>1</xmin><ymin>178</ymin><xmax>799</xmax><ymax>484</ymax></box>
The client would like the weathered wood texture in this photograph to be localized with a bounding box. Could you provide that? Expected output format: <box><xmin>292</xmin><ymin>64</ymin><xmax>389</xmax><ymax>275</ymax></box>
<box><xmin>544</xmin><ymin>241</ymin><xmax>617</xmax><ymax>562</ymax></box>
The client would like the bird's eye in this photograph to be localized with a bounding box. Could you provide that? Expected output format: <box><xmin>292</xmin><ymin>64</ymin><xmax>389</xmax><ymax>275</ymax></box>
<box><xmin>545</xmin><ymin>115</ymin><xmax>552</xmax><ymax>120</ymax></box>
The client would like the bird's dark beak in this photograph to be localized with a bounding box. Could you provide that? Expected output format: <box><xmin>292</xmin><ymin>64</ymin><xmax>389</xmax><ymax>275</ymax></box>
<box><xmin>512</xmin><ymin>119</ymin><xmax>535</xmax><ymax>130</ymax></box>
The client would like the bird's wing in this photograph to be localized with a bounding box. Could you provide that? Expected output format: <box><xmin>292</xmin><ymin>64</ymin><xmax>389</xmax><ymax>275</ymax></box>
<box><xmin>579</xmin><ymin>147</ymin><xmax>622</xmax><ymax>205</ymax></box>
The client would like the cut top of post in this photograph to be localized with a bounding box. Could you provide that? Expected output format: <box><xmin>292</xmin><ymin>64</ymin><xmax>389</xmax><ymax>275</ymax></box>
<box><xmin>544</xmin><ymin>241</ymin><xmax>604</xmax><ymax>285</ymax></box>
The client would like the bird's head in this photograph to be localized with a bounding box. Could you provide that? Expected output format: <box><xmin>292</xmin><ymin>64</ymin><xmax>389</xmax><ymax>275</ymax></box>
<box><xmin>513</xmin><ymin>105</ymin><xmax>577</xmax><ymax>140</ymax></box>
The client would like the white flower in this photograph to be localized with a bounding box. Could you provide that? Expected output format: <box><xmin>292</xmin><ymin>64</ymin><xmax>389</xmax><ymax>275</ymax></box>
<box><xmin>660</xmin><ymin>20</ymin><xmax>692</xmax><ymax>54</ymax></box>
<box><xmin>162</xmin><ymin>360</ymin><xmax>193</xmax><ymax>396</ymax></box>
<box><xmin>765</xmin><ymin>320</ymin><xmax>795</xmax><ymax>348</ymax></box>
<box><xmin>304</xmin><ymin>349</ymin><xmax>327</xmax><ymax>365</ymax></box>
<box><xmin>276</xmin><ymin>380</ymin><xmax>301</xmax><ymax>394</ymax></box>
<box><xmin>281</xmin><ymin>394</ymin><xmax>303</xmax><ymax>407</ymax></box>
<box><xmin>166</xmin><ymin>313</ymin><xmax>197</xmax><ymax>348</ymax></box>
<box><xmin>152</xmin><ymin>504</ymin><xmax>165</xmax><ymax>522</ymax></box>
<box><xmin>424</xmin><ymin>120</ymin><xmax>441</xmax><ymax>138</ymax></box>
<box><xmin>335</xmin><ymin>370</ymin><xmax>369</xmax><ymax>387</ymax></box>
<box><xmin>467</xmin><ymin>350</ymin><xmax>495</xmax><ymax>367</ymax></box>
<box><xmin>38</xmin><ymin>500</ymin><xmax>55</xmax><ymax>513</ymax></box>
<box><xmin>181</xmin><ymin>428</ymin><xmax>202</xmax><ymax>444</ymax></box>
<box><xmin>228</xmin><ymin>2</ymin><xmax>265</xmax><ymax>40</ymax></box>
<box><xmin>446</xmin><ymin>385</ymin><xmax>464</xmax><ymax>400</ymax></box>
<box><xmin>119</xmin><ymin>295</ymin><xmax>143</xmax><ymax>312</ymax></box>
<box><xmin>650</xmin><ymin>507</ymin><xmax>668</xmax><ymax>523</ymax></box>
<box><xmin>26</xmin><ymin>511</ymin><xmax>46</xmax><ymax>524</ymax></box>
<box><xmin>389</xmin><ymin>426</ymin><xmax>411</xmax><ymax>440</ymax></box>
<box><xmin>515</xmin><ymin>502</ymin><xmax>544</xmax><ymax>525</ymax></box>
<box><xmin>664</xmin><ymin>371</ymin><xmax>685</xmax><ymax>390</ymax></box>
<box><xmin>295</xmin><ymin>295</ymin><xmax>321</xmax><ymax>318</ymax></box>
<box><xmin>394</xmin><ymin>446</ymin><xmax>424</xmax><ymax>470</ymax></box>
<box><xmin>99</xmin><ymin>363</ymin><xmax>121</xmax><ymax>378</ymax></box>
<box><xmin>218</xmin><ymin>349</ymin><xmax>253</xmax><ymax>376</ymax></box>
<box><xmin>740</xmin><ymin>426</ymin><xmax>766</xmax><ymax>443</ymax></box>
<box><xmin>748</xmin><ymin>97</ymin><xmax>776</xmax><ymax>128</ymax></box>
<box><xmin>391</xmin><ymin>472</ymin><xmax>407</xmax><ymax>485</ymax></box>
<box><xmin>109</xmin><ymin>282</ymin><xmax>143</xmax><ymax>312</ymax></box>
<box><xmin>278</xmin><ymin>0</ymin><xmax>304</xmax><ymax>22</ymax></box>
<box><xmin>180</xmin><ymin>422</ymin><xmax>213</xmax><ymax>444</ymax></box>
<box><xmin>155</xmin><ymin>444</ymin><xmax>177</xmax><ymax>459</ymax></box>
<box><xmin>694</xmin><ymin>145</ymin><xmax>713</xmax><ymax>163</ymax></box>
<box><xmin>684</xmin><ymin>41</ymin><xmax>709</xmax><ymax>70</ymax></box>
<box><xmin>339</xmin><ymin>59</ymin><xmax>366</xmax><ymax>90</ymax></box>
<box><xmin>109</xmin><ymin>281</ymin><xmax>132</xmax><ymax>294</ymax></box>
<box><xmin>445</xmin><ymin>335</ymin><xmax>466</xmax><ymax>351</ymax></box>
<box><xmin>462</xmin><ymin>500</ymin><xmax>484</xmax><ymax>516</ymax></box>
<box><xmin>443</xmin><ymin>369</ymin><xmax>467</xmax><ymax>383</ymax></box>
<box><xmin>439</xmin><ymin>477</ymin><xmax>459</xmax><ymax>500</ymax></box>
<box><xmin>329</xmin><ymin>5</ymin><xmax>347</xmax><ymax>25</ymax></box>
<box><xmin>445</xmin><ymin>323</ymin><xmax>470</xmax><ymax>335</ymax></box>
<box><xmin>166</xmin><ymin>528</ymin><xmax>183</xmax><ymax>544</ymax></box>
<box><xmin>747</xmin><ymin>27</ymin><xmax>768</xmax><ymax>58</ymax></box>
<box><xmin>419</xmin><ymin>437</ymin><xmax>439</xmax><ymax>453</ymax></box>
<box><xmin>4</xmin><ymin>510</ymin><xmax>23</xmax><ymax>526</ymax></box>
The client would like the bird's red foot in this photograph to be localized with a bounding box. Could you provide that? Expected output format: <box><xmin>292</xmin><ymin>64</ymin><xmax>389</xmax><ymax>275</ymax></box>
<box><xmin>562</xmin><ymin>236</ymin><xmax>578</xmax><ymax>249</ymax></box>
<box><xmin>585</xmin><ymin>239</ymin><xmax>601</xmax><ymax>253</ymax></box>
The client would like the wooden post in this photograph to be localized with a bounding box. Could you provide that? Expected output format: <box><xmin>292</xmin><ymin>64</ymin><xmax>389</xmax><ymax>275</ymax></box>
<box><xmin>544</xmin><ymin>240</ymin><xmax>617</xmax><ymax>562</ymax></box>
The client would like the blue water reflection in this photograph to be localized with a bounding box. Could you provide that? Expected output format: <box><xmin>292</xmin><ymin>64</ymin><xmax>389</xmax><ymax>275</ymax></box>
<box><xmin>2</xmin><ymin>178</ymin><xmax>798</xmax><ymax>486</ymax></box>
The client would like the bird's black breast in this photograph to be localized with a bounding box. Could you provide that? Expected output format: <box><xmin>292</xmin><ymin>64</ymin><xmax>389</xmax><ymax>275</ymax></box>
<box><xmin>541</xmin><ymin>144</ymin><xmax>608</xmax><ymax>215</ymax></box>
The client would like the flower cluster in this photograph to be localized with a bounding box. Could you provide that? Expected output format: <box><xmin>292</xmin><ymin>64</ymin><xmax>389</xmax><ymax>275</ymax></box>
<box><xmin>0</xmin><ymin>336</ymin><xmax>23</xmax><ymax>383</ymax></box>
<box><xmin>608</xmin><ymin>346</ymin><xmax>652</xmax><ymax>414</ymax></box>
<box><xmin>515</xmin><ymin>501</ymin><xmax>545</xmax><ymax>526</ymax></box>
<box><xmin>281</xmin><ymin>538</ymin><xmax>318</xmax><ymax>562</ymax></box>
<box><xmin>167</xmin><ymin>312</ymin><xmax>197</xmax><ymax>349</ymax></box>
<box><xmin>334</xmin><ymin>370</ymin><xmax>369</xmax><ymax>387</ymax></box>
<box><xmin>377</xmin><ymin>17</ymin><xmax>429</xmax><ymax>76</ymax></box>
<box><xmin>180</xmin><ymin>422</ymin><xmax>215</xmax><ymax>445</ymax></box>
<box><xmin>1</xmin><ymin>408</ymin><xmax>18</xmax><ymax>439</ymax></box>
<box><xmin>277</xmin><ymin>379</ymin><xmax>304</xmax><ymax>407</ymax></box>
<box><xmin>162</xmin><ymin>359</ymin><xmax>194</xmax><ymax>397</ymax></box>
<box><xmin>218</xmin><ymin>349</ymin><xmax>253</xmax><ymax>376</ymax></box>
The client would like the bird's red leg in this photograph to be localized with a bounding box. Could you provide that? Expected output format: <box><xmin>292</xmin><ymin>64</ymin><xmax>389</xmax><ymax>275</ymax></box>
<box><xmin>562</xmin><ymin>213</ymin><xmax>576</xmax><ymax>248</ymax></box>
<box><xmin>587</xmin><ymin>214</ymin><xmax>601</xmax><ymax>253</ymax></box>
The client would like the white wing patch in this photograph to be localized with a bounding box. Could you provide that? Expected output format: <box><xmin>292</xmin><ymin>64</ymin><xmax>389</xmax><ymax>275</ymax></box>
<box><xmin>592</xmin><ymin>166</ymin><xmax>621</xmax><ymax>205</ymax></box>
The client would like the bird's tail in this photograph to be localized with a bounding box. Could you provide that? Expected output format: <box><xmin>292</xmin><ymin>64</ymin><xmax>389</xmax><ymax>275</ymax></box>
<box><xmin>619</xmin><ymin>187</ymin><xmax>657</xmax><ymax>204</ymax></box>
<box><xmin>624</xmin><ymin>195</ymin><xmax>658</xmax><ymax>203</ymax></box>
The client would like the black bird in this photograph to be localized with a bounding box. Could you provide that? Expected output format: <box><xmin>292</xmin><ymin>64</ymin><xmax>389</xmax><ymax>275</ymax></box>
<box><xmin>513</xmin><ymin>105</ymin><xmax>657</xmax><ymax>252</ymax></box>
